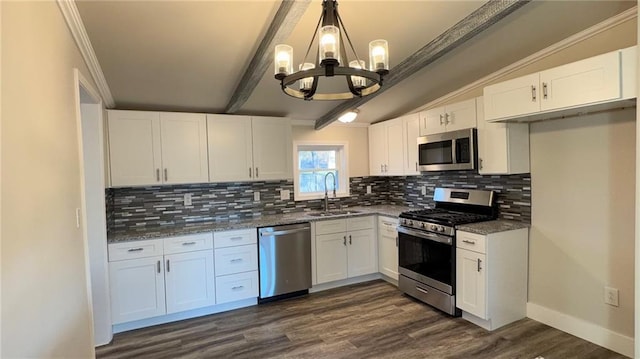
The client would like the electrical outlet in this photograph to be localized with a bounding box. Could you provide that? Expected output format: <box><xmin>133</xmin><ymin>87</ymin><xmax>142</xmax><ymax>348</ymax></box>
<box><xmin>280</xmin><ymin>189</ymin><xmax>290</xmax><ymax>200</ymax></box>
<box><xmin>604</xmin><ymin>286</ymin><xmax>619</xmax><ymax>307</ymax></box>
<box><xmin>366</xmin><ymin>185</ymin><xmax>372</xmax><ymax>194</ymax></box>
<box><xmin>254</xmin><ymin>191</ymin><xmax>260</xmax><ymax>202</ymax></box>
<box><xmin>421</xmin><ymin>186</ymin><xmax>427</xmax><ymax>196</ymax></box>
<box><xmin>184</xmin><ymin>193</ymin><xmax>193</xmax><ymax>206</ymax></box>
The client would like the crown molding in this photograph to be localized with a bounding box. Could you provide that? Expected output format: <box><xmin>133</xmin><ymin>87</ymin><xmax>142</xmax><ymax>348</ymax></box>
<box><xmin>408</xmin><ymin>6</ymin><xmax>638</xmax><ymax>114</ymax></box>
<box><xmin>57</xmin><ymin>0</ymin><xmax>115</xmax><ymax>108</ymax></box>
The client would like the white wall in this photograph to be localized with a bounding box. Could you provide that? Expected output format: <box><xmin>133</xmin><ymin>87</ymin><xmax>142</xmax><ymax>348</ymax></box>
<box><xmin>1</xmin><ymin>1</ymin><xmax>97</xmax><ymax>357</ymax></box>
<box><xmin>529</xmin><ymin>109</ymin><xmax>635</xmax><ymax>338</ymax></box>
<box><xmin>292</xmin><ymin>123</ymin><xmax>369</xmax><ymax>177</ymax></box>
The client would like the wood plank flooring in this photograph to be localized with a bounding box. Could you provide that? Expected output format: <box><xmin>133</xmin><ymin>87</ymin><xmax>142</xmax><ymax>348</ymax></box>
<box><xmin>97</xmin><ymin>280</ymin><xmax>626</xmax><ymax>359</ymax></box>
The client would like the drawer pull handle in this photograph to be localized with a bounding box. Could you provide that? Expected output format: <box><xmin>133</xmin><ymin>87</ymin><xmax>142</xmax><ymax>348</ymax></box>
<box><xmin>477</xmin><ymin>258</ymin><xmax>482</xmax><ymax>272</ymax></box>
<box><xmin>230</xmin><ymin>258</ymin><xmax>243</xmax><ymax>263</ymax></box>
<box><xmin>182</xmin><ymin>241</ymin><xmax>197</xmax><ymax>246</ymax></box>
<box><xmin>230</xmin><ymin>236</ymin><xmax>243</xmax><ymax>241</ymax></box>
<box><xmin>232</xmin><ymin>285</ymin><xmax>244</xmax><ymax>290</ymax></box>
<box><xmin>127</xmin><ymin>248</ymin><xmax>144</xmax><ymax>252</ymax></box>
<box><xmin>462</xmin><ymin>240</ymin><xmax>476</xmax><ymax>244</ymax></box>
<box><xmin>349</xmin><ymin>235</ymin><xmax>352</xmax><ymax>245</ymax></box>
<box><xmin>416</xmin><ymin>286</ymin><xmax>429</xmax><ymax>295</ymax></box>
<box><xmin>167</xmin><ymin>259</ymin><xmax>170</xmax><ymax>272</ymax></box>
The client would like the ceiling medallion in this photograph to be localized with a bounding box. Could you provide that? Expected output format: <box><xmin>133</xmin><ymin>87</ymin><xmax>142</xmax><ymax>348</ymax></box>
<box><xmin>274</xmin><ymin>0</ymin><xmax>389</xmax><ymax>101</ymax></box>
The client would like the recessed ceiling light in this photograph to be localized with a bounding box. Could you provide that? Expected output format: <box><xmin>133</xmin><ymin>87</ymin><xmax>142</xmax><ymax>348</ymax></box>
<box><xmin>337</xmin><ymin>109</ymin><xmax>359</xmax><ymax>123</ymax></box>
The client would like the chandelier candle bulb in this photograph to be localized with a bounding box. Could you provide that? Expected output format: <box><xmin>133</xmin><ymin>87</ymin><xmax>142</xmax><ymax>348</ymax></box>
<box><xmin>274</xmin><ymin>44</ymin><xmax>293</xmax><ymax>76</ymax></box>
<box><xmin>299</xmin><ymin>62</ymin><xmax>315</xmax><ymax>91</ymax></box>
<box><xmin>349</xmin><ymin>60</ymin><xmax>366</xmax><ymax>89</ymax></box>
<box><xmin>319</xmin><ymin>25</ymin><xmax>340</xmax><ymax>64</ymax></box>
<box><xmin>369</xmin><ymin>40</ymin><xmax>389</xmax><ymax>71</ymax></box>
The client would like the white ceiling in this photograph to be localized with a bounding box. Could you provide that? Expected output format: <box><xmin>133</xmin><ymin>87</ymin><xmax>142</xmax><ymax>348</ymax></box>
<box><xmin>75</xmin><ymin>0</ymin><xmax>636</xmax><ymax>125</ymax></box>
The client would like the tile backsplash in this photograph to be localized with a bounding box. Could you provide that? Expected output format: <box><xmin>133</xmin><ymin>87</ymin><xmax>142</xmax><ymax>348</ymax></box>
<box><xmin>107</xmin><ymin>172</ymin><xmax>530</xmax><ymax>233</ymax></box>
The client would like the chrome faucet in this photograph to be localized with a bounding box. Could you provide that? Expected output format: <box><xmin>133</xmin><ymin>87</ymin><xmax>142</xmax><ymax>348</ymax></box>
<box><xmin>324</xmin><ymin>172</ymin><xmax>336</xmax><ymax>212</ymax></box>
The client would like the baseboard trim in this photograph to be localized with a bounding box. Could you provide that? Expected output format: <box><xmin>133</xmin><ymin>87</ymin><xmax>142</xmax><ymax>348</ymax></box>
<box><xmin>526</xmin><ymin>302</ymin><xmax>634</xmax><ymax>358</ymax></box>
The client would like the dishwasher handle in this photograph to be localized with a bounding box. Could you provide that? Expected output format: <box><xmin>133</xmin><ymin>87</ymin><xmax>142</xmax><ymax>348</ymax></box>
<box><xmin>260</xmin><ymin>227</ymin><xmax>310</xmax><ymax>237</ymax></box>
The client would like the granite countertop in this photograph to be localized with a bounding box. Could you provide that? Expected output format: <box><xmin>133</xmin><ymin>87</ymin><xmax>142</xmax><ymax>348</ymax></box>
<box><xmin>108</xmin><ymin>204</ymin><xmax>415</xmax><ymax>243</ymax></box>
<box><xmin>456</xmin><ymin>220</ymin><xmax>529</xmax><ymax>235</ymax></box>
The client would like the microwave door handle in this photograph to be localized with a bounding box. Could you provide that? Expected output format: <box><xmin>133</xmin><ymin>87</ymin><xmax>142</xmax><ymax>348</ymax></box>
<box><xmin>451</xmin><ymin>138</ymin><xmax>457</xmax><ymax>164</ymax></box>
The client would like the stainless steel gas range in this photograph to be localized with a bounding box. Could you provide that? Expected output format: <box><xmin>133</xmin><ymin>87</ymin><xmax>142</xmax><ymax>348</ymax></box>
<box><xmin>397</xmin><ymin>188</ymin><xmax>496</xmax><ymax>316</ymax></box>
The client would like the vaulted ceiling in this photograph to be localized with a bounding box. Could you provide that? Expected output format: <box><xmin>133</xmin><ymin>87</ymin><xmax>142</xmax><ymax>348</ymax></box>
<box><xmin>75</xmin><ymin>0</ymin><xmax>636</xmax><ymax>126</ymax></box>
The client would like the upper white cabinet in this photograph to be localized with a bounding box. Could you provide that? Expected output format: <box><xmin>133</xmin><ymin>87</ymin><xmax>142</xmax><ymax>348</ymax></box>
<box><xmin>368</xmin><ymin>117</ymin><xmax>404</xmax><ymax>176</ymax></box>
<box><xmin>484</xmin><ymin>47</ymin><xmax>636</xmax><ymax>122</ymax></box>
<box><xmin>207</xmin><ymin>115</ymin><xmax>292</xmax><ymax>182</ymax></box>
<box><xmin>403</xmin><ymin>114</ymin><xmax>421</xmax><ymax>175</ymax></box>
<box><xmin>108</xmin><ymin>110</ymin><xmax>209</xmax><ymax>187</ymax></box>
<box><xmin>419</xmin><ymin>98</ymin><xmax>477</xmax><ymax>136</ymax></box>
<box><xmin>476</xmin><ymin>97</ymin><xmax>530</xmax><ymax>175</ymax></box>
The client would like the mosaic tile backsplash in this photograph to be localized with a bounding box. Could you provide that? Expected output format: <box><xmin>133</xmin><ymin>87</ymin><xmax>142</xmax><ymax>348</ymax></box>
<box><xmin>107</xmin><ymin>173</ymin><xmax>530</xmax><ymax>233</ymax></box>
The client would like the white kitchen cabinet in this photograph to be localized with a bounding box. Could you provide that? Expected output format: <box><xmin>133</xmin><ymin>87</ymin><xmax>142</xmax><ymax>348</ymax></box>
<box><xmin>377</xmin><ymin>216</ymin><xmax>399</xmax><ymax>281</ymax></box>
<box><xmin>368</xmin><ymin>118</ymin><xmax>404</xmax><ymax>176</ymax></box>
<box><xmin>476</xmin><ymin>97</ymin><xmax>530</xmax><ymax>175</ymax></box>
<box><xmin>108</xmin><ymin>110</ymin><xmax>208</xmax><ymax>186</ymax></box>
<box><xmin>213</xmin><ymin>228</ymin><xmax>259</xmax><ymax>304</ymax></box>
<box><xmin>109</xmin><ymin>233</ymin><xmax>216</xmax><ymax>324</ymax></box>
<box><xmin>455</xmin><ymin>228</ymin><xmax>528</xmax><ymax>331</ymax></box>
<box><xmin>403</xmin><ymin>114</ymin><xmax>421</xmax><ymax>175</ymax></box>
<box><xmin>419</xmin><ymin>98</ymin><xmax>477</xmax><ymax>136</ymax></box>
<box><xmin>164</xmin><ymin>250</ymin><xmax>216</xmax><ymax>314</ymax></box>
<box><xmin>109</xmin><ymin>255</ymin><xmax>166</xmax><ymax>324</ymax></box>
<box><xmin>484</xmin><ymin>47</ymin><xmax>635</xmax><ymax>122</ymax></box>
<box><xmin>315</xmin><ymin>216</ymin><xmax>376</xmax><ymax>284</ymax></box>
<box><xmin>207</xmin><ymin>115</ymin><xmax>292</xmax><ymax>181</ymax></box>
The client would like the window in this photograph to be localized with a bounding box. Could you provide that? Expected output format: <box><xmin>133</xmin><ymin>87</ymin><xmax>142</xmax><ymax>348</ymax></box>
<box><xmin>293</xmin><ymin>142</ymin><xmax>349</xmax><ymax>201</ymax></box>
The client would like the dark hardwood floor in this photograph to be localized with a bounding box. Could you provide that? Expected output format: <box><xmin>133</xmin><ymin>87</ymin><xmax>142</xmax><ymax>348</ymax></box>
<box><xmin>97</xmin><ymin>280</ymin><xmax>626</xmax><ymax>359</ymax></box>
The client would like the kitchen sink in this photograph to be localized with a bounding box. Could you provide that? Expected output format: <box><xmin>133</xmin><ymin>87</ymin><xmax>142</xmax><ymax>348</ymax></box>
<box><xmin>305</xmin><ymin>210</ymin><xmax>362</xmax><ymax>217</ymax></box>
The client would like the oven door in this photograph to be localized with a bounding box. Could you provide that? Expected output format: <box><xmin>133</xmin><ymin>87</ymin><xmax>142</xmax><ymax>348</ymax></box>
<box><xmin>417</xmin><ymin>128</ymin><xmax>476</xmax><ymax>171</ymax></box>
<box><xmin>397</xmin><ymin>226</ymin><xmax>455</xmax><ymax>294</ymax></box>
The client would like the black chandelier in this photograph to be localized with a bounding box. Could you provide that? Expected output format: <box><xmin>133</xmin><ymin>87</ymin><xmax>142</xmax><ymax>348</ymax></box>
<box><xmin>274</xmin><ymin>0</ymin><xmax>389</xmax><ymax>101</ymax></box>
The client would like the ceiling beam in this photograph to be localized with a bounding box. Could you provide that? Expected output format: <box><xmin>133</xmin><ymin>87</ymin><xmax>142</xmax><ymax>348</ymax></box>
<box><xmin>314</xmin><ymin>0</ymin><xmax>531</xmax><ymax>130</ymax></box>
<box><xmin>225</xmin><ymin>0</ymin><xmax>311</xmax><ymax>114</ymax></box>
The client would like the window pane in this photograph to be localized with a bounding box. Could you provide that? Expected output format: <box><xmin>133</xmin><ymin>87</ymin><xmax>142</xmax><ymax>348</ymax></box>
<box><xmin>298</xmin><ymin>151</ymin><xmax>315</xmax><ymax>170</ymax></box>
<box><xmin>314</xmin><ymin>151</ymin><xmax>336</xmax><ymax>169</ymax></box>
<box><xmin>314</xmin><ymin>170</ymin><xmax>339</xmax><ymax>192</ymax></box>
<box><xmin>299</xmin><ymin>172</ymin><xmax>317</xmax><ymax>193</ymax></box>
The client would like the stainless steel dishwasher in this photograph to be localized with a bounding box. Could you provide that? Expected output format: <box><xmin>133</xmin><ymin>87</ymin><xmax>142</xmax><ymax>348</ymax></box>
<box><xmin>258</xmin><ymin>223</ymin><xmax>311</xmax><ymax>302</ymax></box>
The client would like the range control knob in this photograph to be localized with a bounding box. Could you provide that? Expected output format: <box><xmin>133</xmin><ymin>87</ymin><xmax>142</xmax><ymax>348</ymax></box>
<box><xmin>438</xmin><ymin>226</ymin><xmax>445</xmax><ymax>233</ymax></box>
<box><xmin>420</xmin><ymin>222</ymin><xmax>426</xmax><ymax>228</ymax></box>
<box><xmin>408</xmin><ymin>220</ymin><xmax>413</xmax><ymax>226</ymax></box>
<box><xmin>430</xmin><ymin>225</ymin><xmax>437</xmax><ymax>231</ymax></box>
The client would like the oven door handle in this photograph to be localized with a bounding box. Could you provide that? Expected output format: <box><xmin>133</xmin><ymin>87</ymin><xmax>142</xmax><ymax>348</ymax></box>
<box><xmin>397</xmin><ymin>226</ymin><xmax>452</xmax><ymax>245</ymax></box>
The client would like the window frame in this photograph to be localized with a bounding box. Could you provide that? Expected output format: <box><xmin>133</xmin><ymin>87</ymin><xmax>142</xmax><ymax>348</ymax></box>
<box><xmin>293</xmin><ymin>141</ymin><xmax>350</xmax><ymax>201</ymax></box>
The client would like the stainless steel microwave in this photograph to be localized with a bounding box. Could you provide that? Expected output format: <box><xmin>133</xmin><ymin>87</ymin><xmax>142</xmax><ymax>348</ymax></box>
<box><xmin>417</xmin><ymin>128</ymin><xmax>477</xmax><ymax>171</ymax></box>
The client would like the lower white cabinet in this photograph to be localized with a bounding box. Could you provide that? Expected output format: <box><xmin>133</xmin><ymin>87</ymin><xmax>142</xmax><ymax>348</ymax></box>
<box><xmin>377</xmin><ymin>216</ymin><xmax>399</xmax><ymax>281</ymax></box>
<box><xmin>315</xmin><ymin>216</ymin><xmax>377</xmax><ymax>284</ymax></box>
<box><xmin>455</xmin><ymin>228</ymin><xmax>528</xmax><ymax>330</ymax></box>
<box><xmin>213</xmin><ymin>228</ymin><xmax>259</xmax><ymax>304</ymax></box>
<box><xmin>164</xmin><ymin>251</ymin><xmax>216</xmax><ymax>314</ymax></box>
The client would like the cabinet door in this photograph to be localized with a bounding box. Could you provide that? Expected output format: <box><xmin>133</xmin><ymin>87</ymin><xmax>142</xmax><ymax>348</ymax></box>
<box><xmin>159</xmin><ymin>112</ymin><xmax>209</xmax><ymax>184</ymax></box>
<box><xmin>207</xmin><ymin>115</ymin><xmax>253</xmax><ymax>182</ymax></box>
<box><xmin>165</xmin><ymin>251</ymin><xmax>216</xmax><ymax>314</ymax></box>
<box><xmin>403</xmin><ymin>114</ymin><xmax>420</xmax><ymax>175</ymax></box>
<box><xmin>456</xmin><ymin>249</ymin><xmax>487</xmax><ymax>319</ymax></box>
<box><xmin>477</xmin><ymin>98</ymin><xmax>509</xmax><ymax>175</ymax></box>
<box><xmin>368</xmin><ymin>122</ymin><xmax>387</xmax><ymax>175</ymax></box>
<box><xmin>483</xmin><ymin>73</ymin><xmax>540</xmax><ymax>121</ymax></box>
<box><xmin>419</xmin><ymin>107</ymin><xmax>445</xmax><ymax>136</ymax></box>
<box><xmin>378</xmin><ymin>218</ymin><xmax>399</xmax><ymax>280</ymax></box>
<box><xmin>251</xmin><ymin>117</ymin><xmax>292</xmax><ymax>180</ymax></box>
<box><xmin>347</xmin><ymin>228</ymin><xmax>377</xmax><ymax>277</ymax></box>
<box><xmin>445</xmin><ymin>98</ymin><xmax>477</xmax><ymax>131</ymax></box>
<box><xmin>540</xmin><ymin>51</ymin><xmax>621</xmax><ymax>111</ymax></box>
<box><xmin>316</xmin><ymin>233</ymin><xmax>348</xmax><ymax>284</ymax></box>
<box><xmin>385</xmin><ymin>119</ymin><xmax>404</xmax><ymax>175</ymax></box>
<box><xmin>108</xmin><ymin>110</ymin><xmax>162</xmax><ymax>186</ymax></box>
<box><xmin>109</xmin><ymin>256</ymin><xmax>165</xmax><ymax>324</ymax></box>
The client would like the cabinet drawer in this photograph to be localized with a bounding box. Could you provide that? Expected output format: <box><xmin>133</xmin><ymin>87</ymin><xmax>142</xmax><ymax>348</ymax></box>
<box><xmin>163</xmin><ymin>233</ymin><xmax>213</xmax><ymax>255</ymax></box>
<box><xmin>378</xmin><ymin>216</ymin><xmax>398</xmax><ymax>234</ymax></box>
<box><xmin>315</xmin><ymin>219</ymin><xmax>347</xmax><ymax>235</ymax></box>
<box><xmin>108</xmin><ymin>239</ymin><xmax>163</xmax><ymax>261</ymax></box>
<box><xmin>214</xmin><ymin>229</ymin><xmax>257</xmax><ymax>248</ymax></box>
<box><xmin>215</xmin><ymin>245</ymin><xmax>258</xmax><ymax>276</ymax></box>
<box><xmin>348</xmin><ymin>216</ymin><xmax>374</xmax><ymax>231</ymax></box>
<box><xmin>215</xmin><ymin>271</ymin><xmax>259</xmax><ymax>304</ymax></box>
<box><xmin>456</xmin><ymin>231</ymin><xmax>487</xmax><ymax>254</ymax></box>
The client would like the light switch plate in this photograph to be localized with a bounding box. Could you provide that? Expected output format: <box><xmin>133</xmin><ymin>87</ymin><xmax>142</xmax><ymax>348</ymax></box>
<box><xmin>280</xmin><ymin>189</ymin><xmax>290</xmax><ymax>200</ymax></box>
<box><xmin>184</xmin><ymin>193</ymin><xmax>193</xmax><ymax>206</ymax></box>
<box><xmin>366</xmin><ymin>185</ymin><xmax>372</xmax><ymax>194</ymax></box>
<box><xmin>604</xmin><ymin>286</ymin><xmax>619</xmax><ymax>307</ymax></box>
<box><xmin>254</xmin><ymin>191</ymin><xmax>260</xmax><ymax>202</ymax></box>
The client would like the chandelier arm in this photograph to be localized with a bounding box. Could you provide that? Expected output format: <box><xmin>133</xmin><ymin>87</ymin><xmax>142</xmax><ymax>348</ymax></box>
<box><xmin>345</xmin><ymin>74</ymin><xmax>362</xmax><ymax>98</ymax></box>
<box><xmin>336</xmin><ymin>11</ymin><xmax>362</xmax><ymax>66</ymax></box>
<box><xmin>303</xmin><ymin>10</ymin><xmax>324</xmax><ymax>66</ymax></box>
<box><xmin>306</xmin><ymin>76</ymin><xmax>320</xmax><ymax>100</ymax></box>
